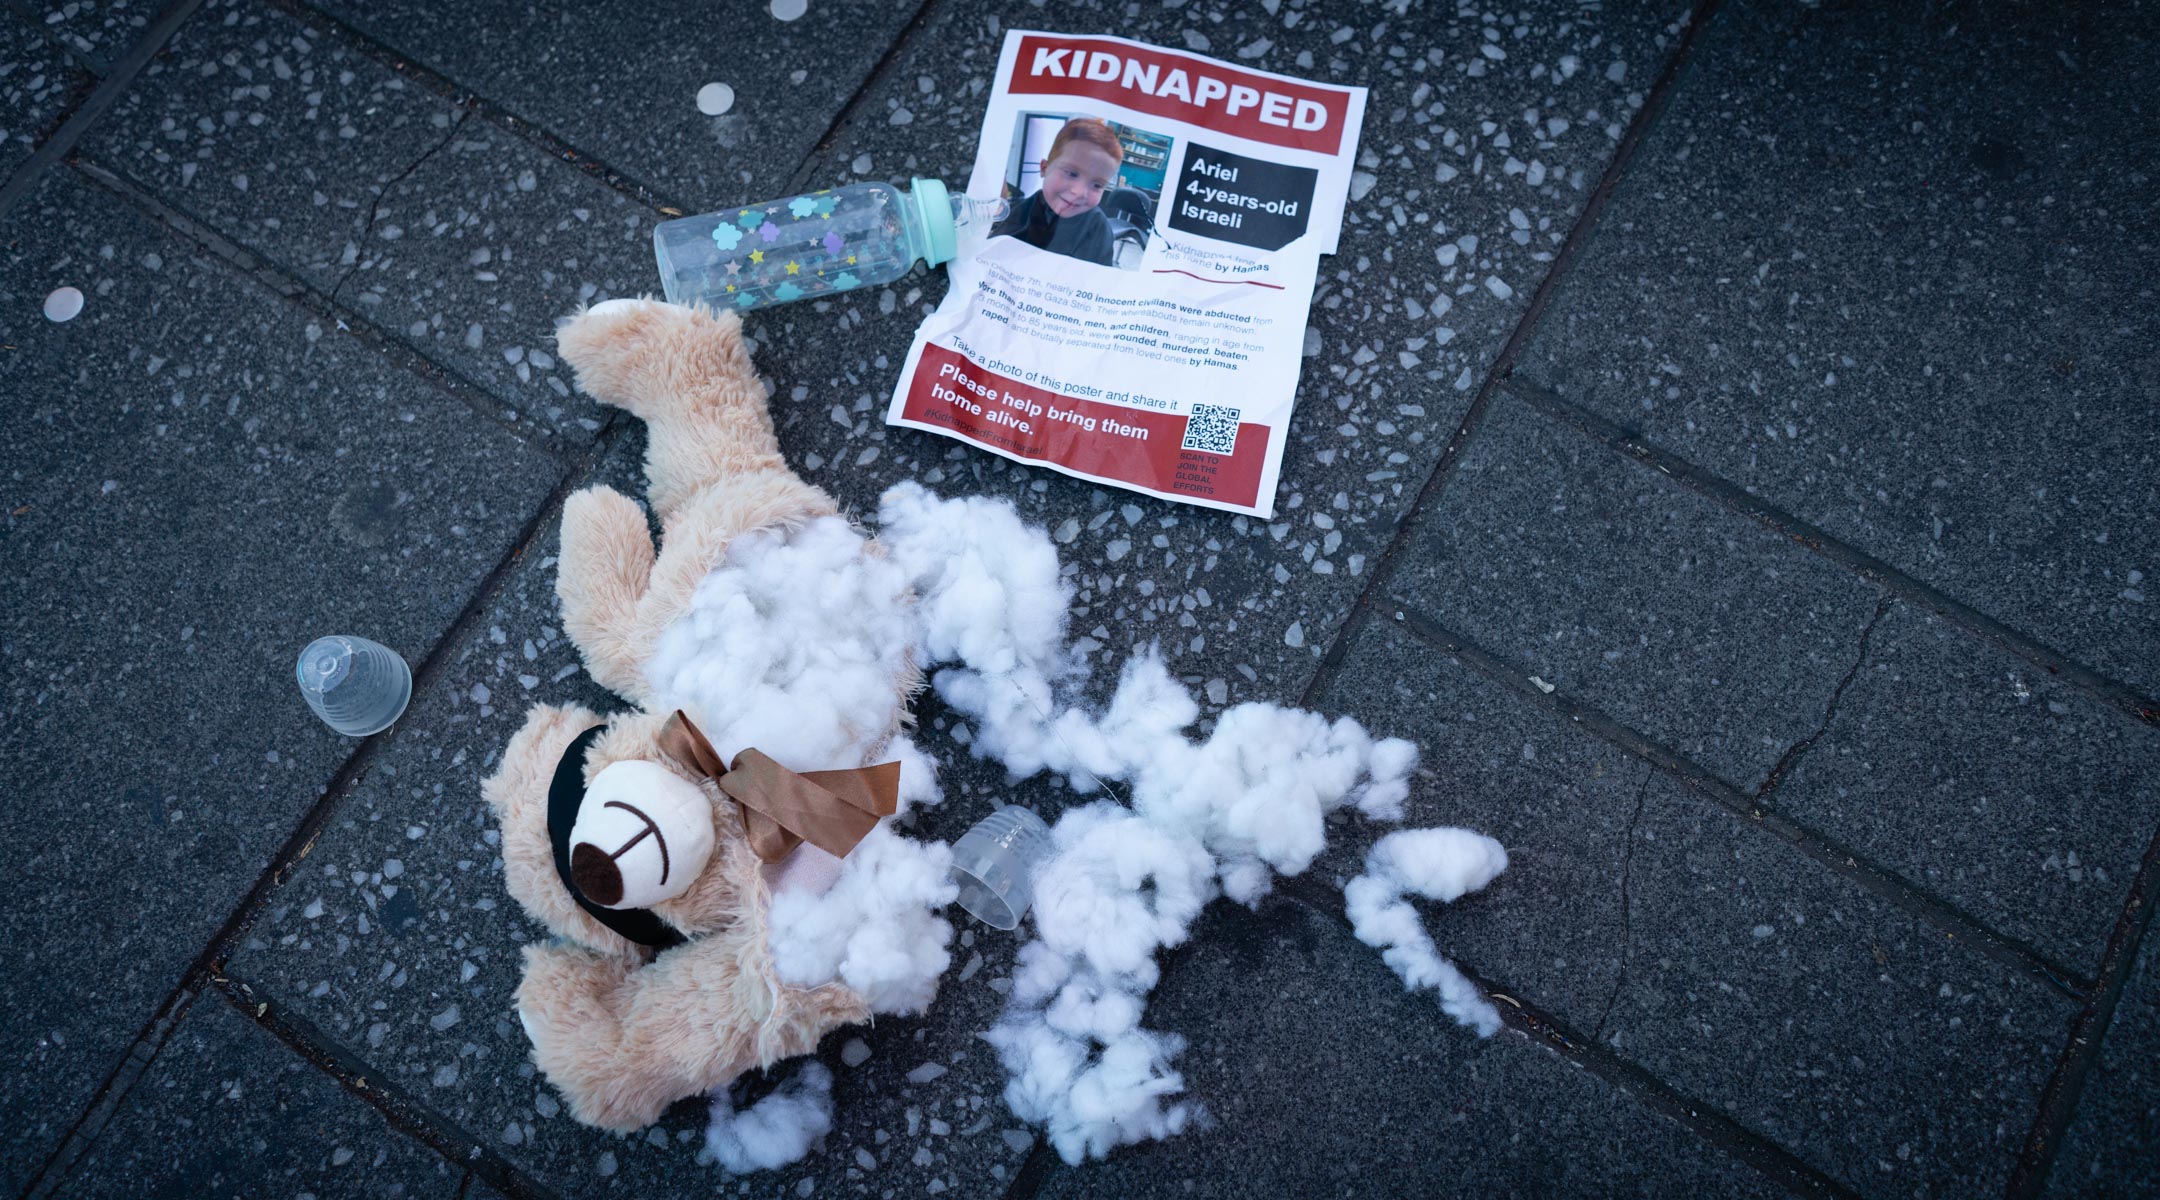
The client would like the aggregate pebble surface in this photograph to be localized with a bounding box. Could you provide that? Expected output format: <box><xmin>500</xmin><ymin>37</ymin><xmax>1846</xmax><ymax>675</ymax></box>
<box><xmin>0</xmin><ymin>166</ymin><xmax>562</xmax><ymax>1192</ymax></box>
<box><xmin>0</xmin><ymin>7</ymin><xmax>92</xmax><ymax>178</ymax></box>
<box><xmin>1775</xmin><ymin>602</ymin><xmax>2160</xmax><ymax>974</ymax></box>
<box><xmin>1034</xmin><ymin>893</ymin><xmax>1788</xmax><ymax>1200</ymax></box>
<box><xmin>301</xmin><ymin>0</ymin><xmax>922</xmax><ymax>208</ymax></box>
<box><xmin>2047</xmin><ymin>928</ymin><xmax>2160</xmax><ymax>1198</ymax></box>
<box><xmin>85</xmin><ymin>0</ymin><xmax>652</xmax><ymax>444</ymax></box>
<box><xmin>23</xmin><ymin>0</ymin><xmax>151</xmax><ymax>75</ymax></box>
<box><xmin>1310</xmin><ymin>621</ymin><xmax>2079</xmax><ymax>1197</ymax></box>
<box><xmin>1390</xmin><ymin>391</ymin><xmax>1882</xmax><ymax>791</ymax></box>
<box><xmin>1511</xmin><ymin>0</ymin><xmax>2160</xmax><ymax>698</ymax></box>
<box><xmin>62</xmin><ymin>995</ymin><xmax>470</xmax><ymax>1198</ymax></box>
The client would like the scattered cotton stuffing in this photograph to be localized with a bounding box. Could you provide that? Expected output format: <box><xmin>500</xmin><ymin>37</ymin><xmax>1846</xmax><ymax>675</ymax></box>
<box><xmin>766</xmin><ymin>824</ymin><xmax>957</xmax><ymax>1016</ymax></box>
<box><xmin>876</xmin><ymin>484</ymin><xmax>1503</xmax><ymax>1164</ymax></box>
<box><xmin>1344</xmin><ymin>829</ymin><xmax>1511</xmax><ymax>1036</ymax></box>
<box><xmin>640</xmin><ymin>509</ymin><xmax>956</xmax><ymax>1021</ymax></box>
<box><xmin>705</xmin><ymin>1061</ymin><xmax>835</xmax><ymax>1174</ymax></box>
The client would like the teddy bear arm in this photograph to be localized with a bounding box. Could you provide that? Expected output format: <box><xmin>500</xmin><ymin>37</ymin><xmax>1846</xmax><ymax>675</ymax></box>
<box><xmin>555</xmin><ymin>299</ymin><xmax>789</xmax><ymax>523</ymax></box>
<box><xmin>519</xmin><ymin>936</ymin><xmax>766</xmax><ymax>1132</ymax></box>
<box><xmin>557</xmin><ymin>484</ymin><xmax>659</xmax><ymax>704</ymax></box>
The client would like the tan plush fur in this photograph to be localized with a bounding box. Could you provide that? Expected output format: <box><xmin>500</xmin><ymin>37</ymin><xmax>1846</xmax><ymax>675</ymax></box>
<box><xmin>480</xmin><ymin>300</ymin><xmax>883</xmax><ymax>1133</ymax></box>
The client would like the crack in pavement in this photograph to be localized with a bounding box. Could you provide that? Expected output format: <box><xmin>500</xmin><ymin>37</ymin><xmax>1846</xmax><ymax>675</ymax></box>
<box><xmin>1592</xmin><ymin>764</ymin><xmax>1653</xmax><ymax>1044</ymax></box>
<box><xmin>326</xmin><ymin>110</ymin><xmax>470</xmax><ymax>309</ymax></box>
<box><xmin>1753</xmin><ymin>593</ymin><xmax>1894</xmax><ymax>800</ymax></box>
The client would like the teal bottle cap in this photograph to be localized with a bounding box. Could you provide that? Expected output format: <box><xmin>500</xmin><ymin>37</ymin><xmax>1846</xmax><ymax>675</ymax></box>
<box><xmin>911</xmin><ymin>177</ymin><xmax>958</xmax><ymax>267</ymax></box>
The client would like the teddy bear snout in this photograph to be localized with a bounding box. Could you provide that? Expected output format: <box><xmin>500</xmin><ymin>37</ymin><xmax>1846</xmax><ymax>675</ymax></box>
<box><xmin>570</xmin><ymin>760</ymin><xmax>718</xmax><ymax>910</ymax></box>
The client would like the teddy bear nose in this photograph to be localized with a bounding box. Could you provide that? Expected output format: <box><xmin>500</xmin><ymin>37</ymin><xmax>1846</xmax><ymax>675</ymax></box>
<box><xmin>571</xmin><ymin>841</ymin><xmax>625</xmax><ymax>906</ymax></box>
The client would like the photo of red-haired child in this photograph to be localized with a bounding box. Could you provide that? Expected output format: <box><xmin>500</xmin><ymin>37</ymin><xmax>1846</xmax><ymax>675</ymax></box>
<box><xmin>992</xmin><ymin>114</ymin><xmax>1172</xmax><ymax>270</ymax></box>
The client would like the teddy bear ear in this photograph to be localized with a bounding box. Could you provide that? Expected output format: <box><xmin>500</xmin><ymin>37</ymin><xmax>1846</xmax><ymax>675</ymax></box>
<box><xmin>569</xmin><ymin>761</ymin><xmax>716</xmax><ymax>910</ymax></box>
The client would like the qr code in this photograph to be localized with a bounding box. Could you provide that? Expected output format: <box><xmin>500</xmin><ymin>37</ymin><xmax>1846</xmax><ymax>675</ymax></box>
<box><xmin>1181</xmin><ymin>403</ymin><xmax>1241</xmax><ymax>455</ymax></box>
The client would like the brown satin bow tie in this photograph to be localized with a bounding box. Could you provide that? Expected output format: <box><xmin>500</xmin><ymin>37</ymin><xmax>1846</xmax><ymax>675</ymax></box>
<box><xmin>653</xmin><ymin>709</ymin><xmax>899</xmax><ymax>863</ymax></box>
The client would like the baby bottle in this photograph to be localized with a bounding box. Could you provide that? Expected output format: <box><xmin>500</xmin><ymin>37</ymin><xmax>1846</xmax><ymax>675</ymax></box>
<box><xmin>653</xmin><ymin>179</ymin><xmax>1004</xmax><ymax>313</ymax></box>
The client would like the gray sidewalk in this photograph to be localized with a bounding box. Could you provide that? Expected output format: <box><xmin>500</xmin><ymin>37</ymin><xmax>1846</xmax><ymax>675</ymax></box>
<box><xmin>3</xmin><ymin>0</ymin><xmax>2154</xmax><ymax>1196</ymax></box>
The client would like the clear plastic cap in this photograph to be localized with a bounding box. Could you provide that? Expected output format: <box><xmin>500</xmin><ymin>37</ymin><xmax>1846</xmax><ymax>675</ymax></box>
<box><xmin>948</xmin><ymin>806</ymin><xmax>1052</xmax><ymax>930</ymax></box>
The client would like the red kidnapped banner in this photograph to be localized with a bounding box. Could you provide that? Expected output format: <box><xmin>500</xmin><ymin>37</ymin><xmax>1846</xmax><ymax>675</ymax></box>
<box><xmin>1008</xmin><ymin>34</ymin><xmax>1353</xmax><ymax>155</ymax></box>
<box><xmin>900</xmin><ymin>344</ymin><xmax>1270</xmax><ymax>509</ymax></box>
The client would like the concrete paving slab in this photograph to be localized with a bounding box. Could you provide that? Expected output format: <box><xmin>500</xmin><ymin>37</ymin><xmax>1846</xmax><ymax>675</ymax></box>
<box><xmin>321</xmin><ymin>116</ymin><xmax>661</xmax><ymax>441</ymax></box>
<box><xmin>83</xmin><ymin>0</ymin><xmax>654</xmax><ymax>445</ymax></box>
<box><xmin>2048</xmin><ymin>927</ymin><xmax>2160</xmax><ymax>1197</ymax></box>
<box><xmin>1777</xmin><ymin>602</ymin><xmax>2160</xmax><ymax>973</ymax></box>
<box><xmin>1603</xmin><ymin>773</ymin><xmax>2070</xmax><ymax>1194</ymax></box>
<box><xmin>222</xmin><ymin>435</ymin><xmax>1066</xmax><ymax>1197</ymax></box>
<box><xmin>14</xmin><ymin>0</ymin><xmax>150</xmax><ymax>75</ymax></box>
<box><xmin>300</xmin><ymin>0</ymin><xmax>923</xmax><ymax>209</ymax></box>
<box><xmin>740</xmin><ymin>0</ymin><xmax>1695</xmax><ymax>714</ymax></box>
<box><xmin>1</xmin><ymin>7</ymin><xmax>91</xmax><ymax>178</ymax></box>
<box><xmin>1390</xmin><ymin>390</ymin><xmax>1883</xmax><ymax>790</ymax></box>
<box><xmin>0</xmin><ymin>166</ymin><xmax>563</xmax><ymax>1191</ymax></box>
<box><xmin>1307</xmin><ymin>620</ymin><xmax>2079</xmax><ymax>1196</ymax></box>
<box><xmin>1511</xmin><ymin>0</ymin><xmax>2160</xmax><ymax>698</ymax></box>
<box><xmin>1035</xmin><ymin>893</ymin><xmax>1785</xmax><ymax>1199</ymax></box>
<box><xmin>57</xmin><ymin>995</ymin><xmax>466</xmax><ymax>1198</ymax></box>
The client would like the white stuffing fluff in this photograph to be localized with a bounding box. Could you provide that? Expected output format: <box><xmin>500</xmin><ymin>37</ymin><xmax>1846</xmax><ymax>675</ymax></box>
<box><xmin>766</xmin><ymin>823</ymin><xmax>957</xmax><ymax>1016</ymax></box>
<box><xmin>1343</xmin><ymin>829</ymin><xmax>1511</xmax><ymax>1036</ymax></box>
<box><xmin>704</xmin><ymin>1061</ymin><xmax>835</xmax><ymax>1174</ymax></box>
<box><xmin>646</xmin><ymin>515</ymin><xmax>917</xmax><ymax>771</ymax></box>
<box><xmin>1028</xmin><ymin>804</ymin><xmax>1216</xmax><ymax>979</ymax></box>
<box><xmin>979</xmin><ymin>805</ymin><xmax>1216</xmax><ymax>1161</ymax></box>
<box><xmin>876</xmin><ymin>483</ymin><xmax>1496</xmax><ymax>1165</ymax></box>
<box><xmin>877</xmin><ymin>483</ymin><xmax>1072</xmax><ymax>681</ymax></box>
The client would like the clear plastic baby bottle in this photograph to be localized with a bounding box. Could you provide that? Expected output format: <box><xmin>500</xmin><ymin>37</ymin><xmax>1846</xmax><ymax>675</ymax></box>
<box><xmin>653</xmin><ymin>179</ymin><xmax>1004</xmax><ymax>313</ymax></box>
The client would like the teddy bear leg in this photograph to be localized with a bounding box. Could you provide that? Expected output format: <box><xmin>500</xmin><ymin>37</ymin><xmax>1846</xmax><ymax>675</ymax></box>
<box><xmin>517</xmin><ymin>941</ymin><xmax>681</xmax><ymax>1133</ymax></box>
<box><xmin>557</xmin><ymin>484</ymin><xmax>658</xmax><ymax>704</ymax></box>
<box><xmin>556</xmin><ymin>299</ymin><xmax>788</xmax><ymax>522</ymax></box>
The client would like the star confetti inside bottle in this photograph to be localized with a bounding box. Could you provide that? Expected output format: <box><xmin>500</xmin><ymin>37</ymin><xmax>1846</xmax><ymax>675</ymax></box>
<box><xmin>653</xmin><ymin>179</ymin><xmax>1004</xmax><ymax>313</ymax></box>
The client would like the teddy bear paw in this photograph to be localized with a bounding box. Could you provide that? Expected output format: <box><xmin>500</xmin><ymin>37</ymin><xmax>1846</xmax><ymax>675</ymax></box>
<box><xmin>556</xmin><ymin>296</ymin><xmax>750</xmax><ymax>417</ymax></box>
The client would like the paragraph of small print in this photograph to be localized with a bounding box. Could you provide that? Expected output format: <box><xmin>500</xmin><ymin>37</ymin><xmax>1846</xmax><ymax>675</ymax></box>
<box><xmin>1181</xmin><ymin>403</ymin><xmax>1241</xmax><ymax>454</ymax></box>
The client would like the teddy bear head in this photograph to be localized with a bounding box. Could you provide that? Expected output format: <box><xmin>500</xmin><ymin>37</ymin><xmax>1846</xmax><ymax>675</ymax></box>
<box><xmin>486</xmin><ymin>702</ymin><xmax>766</xmax><ymax>956</ymax></box>
<box><xmin>488</xmin><ymin>696</ymin><xmax>904</xmax><ymax>958</ymax></box>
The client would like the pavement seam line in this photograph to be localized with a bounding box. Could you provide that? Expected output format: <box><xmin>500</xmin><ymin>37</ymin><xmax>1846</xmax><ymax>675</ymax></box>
<box><xmin>23</xmin><ymin>414</ymin><xmax>627</xmax><ymax>1194</ymax></box>
<box><xmin>1591</xmin><ymin>764</ymin><xmax>1653</xmax><ymax>1042</ymax></box>
<box><xmin>5</xmin><ymin>0</ymin><xmax>115</xmax><ymax>78</ymax></box>
<box><xmin>0</xmin><ymin>0</ymin><xmax>206</xmax><ymax>221</ymax></box>
<box><xmin>2005</xmin><ymin>818</ymin><xmax>2160</xmax><ymax>1197</ymax></box>
<box><xmin>21</xmin><ymin>984</ymin><xmax>205</xmax><ymax>1197</ymax></box>
<box><xmin>68</xmin><ymin>156</ymin><xmax>581</xmax><ymax>462</ymax></box>
<box><xmin>779</xmin><ymin>0</ymin><xmax>945</xmax><ymax>196</ymax></box>
<box><xmin>1753</xmin><ymin>592</ymin><xmax>1894</xmax><ymax>799</ymax></box>
<box><xmin>1269</xmin><ymin>880</ymin><xmax>1858</xmax><ymax>1200</ymax></box>
<box><xmin>1379</xmin><ymin>599</ymin><xmax>2092</xmax><ymax>999</ymax></box>
<box><xmin>1502</xmin><ymin>376</ymin><xmax>2160</xmax><ymax>729</ymax></box>
<box><xmin>1299</xmin><ymin>0</ymin><xmax>1722</xmax><ymax>710</ymax></box>
<box><xmin>327</xmin><ymin>109</ymin><xmax>473</xmax><ymax>310</ymax></box>
<box><xmin>210</xmin><ymin>976</ymin><xmax>572</xmax><ymax>1200</ymax></box>
<box><xmin>261</xmin><ymin>0</ymin><xmax>691</xmax><ymax>216</ymax></box>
